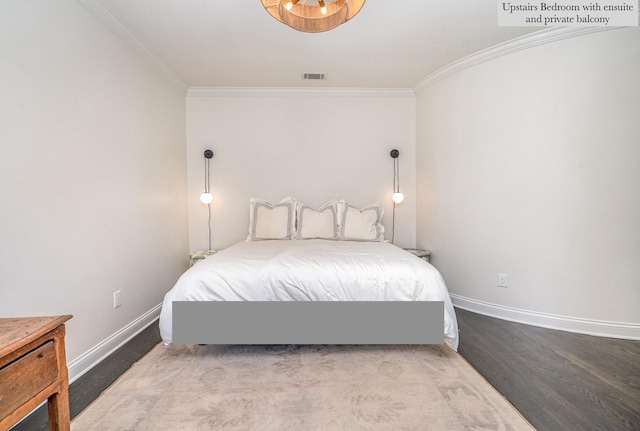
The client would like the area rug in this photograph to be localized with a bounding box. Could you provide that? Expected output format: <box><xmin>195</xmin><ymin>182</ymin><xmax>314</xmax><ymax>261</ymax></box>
<box><xmin>71</xmin><ymin>343</ymin><xmax>535</xmax><ymax>430</ymax></box>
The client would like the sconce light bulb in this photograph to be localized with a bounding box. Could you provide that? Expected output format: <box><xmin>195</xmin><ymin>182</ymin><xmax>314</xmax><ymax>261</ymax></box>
<box><xmin>392</xmin><ymin>192</ymin><xmax>405</xmax><ymax>204</ymax></box>
<box><xmin>285</xmin><ymin>1</ymin><xmax>293</xmax><ymax>10</ymax></box>
<box><xmin>200</xmin><ymin>192</ymin><xmax>213</xmax><ymax>205</ymax></box>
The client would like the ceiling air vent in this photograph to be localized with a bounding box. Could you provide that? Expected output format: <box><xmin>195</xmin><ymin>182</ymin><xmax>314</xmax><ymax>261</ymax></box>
<box><xmin>302</xmin><ymin>73</ymin><xmax>327</xmax><ymax>81</ymax></box>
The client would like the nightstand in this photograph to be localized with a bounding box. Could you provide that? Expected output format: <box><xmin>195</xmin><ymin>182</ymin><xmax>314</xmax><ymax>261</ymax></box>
<box><xmin>404</xmin><ymin>248</ymin><xmax>431</xmax><ymax>263</ymax></box>
<box><xmin>189</xmin><ymin>250</ymin><xmax>217</xmax><ymax>266</ymax></box>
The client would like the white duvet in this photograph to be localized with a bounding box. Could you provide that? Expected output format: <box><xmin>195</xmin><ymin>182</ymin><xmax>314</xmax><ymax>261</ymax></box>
<box><xmin>159</xmin><ymin>239</ymin><xmax>459</xmax><ymax>350</ymax></box>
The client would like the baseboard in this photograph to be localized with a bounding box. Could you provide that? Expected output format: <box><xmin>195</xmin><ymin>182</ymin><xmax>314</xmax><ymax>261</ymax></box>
<box><xmin>67</xmin><ymin>304</ymin><xmax>162</xmax><ymax>383</ymax></box>
<box><xmin>450</xmin><ymin>294</ymin><xmax>640</xmax><ymax>341</ymax></box>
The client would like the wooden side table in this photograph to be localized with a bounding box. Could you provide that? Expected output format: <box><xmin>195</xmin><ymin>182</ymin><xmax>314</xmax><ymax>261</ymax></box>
<box><xmin>0</xmin><ymin>315</ymin><xmax>72</xmax><ymax>431</ymax></box>
<box><xmin>404</xmin><ymin>248</ymin><xmax>431</xmax><ymax>263</ymax></box>
<box><xmin>189</xmin><ymin>250</ymin><xmax>217</xmax><ymax>267</ymax></box>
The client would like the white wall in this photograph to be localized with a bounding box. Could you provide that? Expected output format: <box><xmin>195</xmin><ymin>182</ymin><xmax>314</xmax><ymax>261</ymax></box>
<box><xmin>0</xmin><ymin>1</ymin><xmax>188</xmax><ymax>362</ymax></box>
<box><xmin>186</xmin><ymin>91</ymin><xmax>416</xmax><ymax>250</ymax></box>
<box><xmin>416</xmin><ymin>28</ymin><xmax>640</xmax><ymax>328</ymax></box>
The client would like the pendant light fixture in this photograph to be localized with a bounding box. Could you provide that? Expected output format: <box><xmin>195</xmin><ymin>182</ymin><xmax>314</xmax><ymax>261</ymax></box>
<box><xmin>261</xmin><ymin>0</ymin><xmax>366</xmax><ymax>33</ymax></box>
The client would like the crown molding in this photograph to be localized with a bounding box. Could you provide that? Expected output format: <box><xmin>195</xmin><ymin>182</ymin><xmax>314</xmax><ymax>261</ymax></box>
<box><xmin>413</xmin><ymin>27</ymin><xmax>618</xmax><ymax>94</ymax></box>
<box><xmin>75</xmin><ymin>1</ymin><xmax>627</xmax><ymax>98</ymax></box>
<box><xmin>76</xmin><ymin>0</ymin><xmax>187</xmax><ymax>92</ymax></box>
<box><xmin>187</xmin><ymin>87</ymin><xmax>416</xmax><ymax>98</ymax></box>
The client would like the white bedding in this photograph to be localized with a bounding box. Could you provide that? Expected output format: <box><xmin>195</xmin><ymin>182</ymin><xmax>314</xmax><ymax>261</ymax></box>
<box><xmin>159</xmin><ymin>239</ymin><xmax>459</xmax><ymax>350</ymax></box>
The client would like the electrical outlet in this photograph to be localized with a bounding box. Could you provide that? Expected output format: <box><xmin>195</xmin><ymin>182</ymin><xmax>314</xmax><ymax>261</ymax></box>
<box><xmin>113</xmin><ymin>291</ymin><xmax>122</xmax><ymax>308</ymax></box>
<box><xmin>498</xmin><ymin>273</ymin><xmax>508</xmax><ymax>288</ymax></box>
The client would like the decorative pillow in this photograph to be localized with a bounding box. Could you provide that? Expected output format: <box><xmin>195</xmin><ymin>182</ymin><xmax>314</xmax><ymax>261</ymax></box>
<box><xmin>297</xmin><ymin>200</ymin><xmax>339</xmax><ymax>240</ymax></box>
<box><xmin>339</xmin><ymin>201</ymin><xmax>385</xmax><ymax>242</ymax></box>
<box><xmin>248</xmin><ymin>197</ymin><xmax>297</xmax><ymax>241</ymax></box>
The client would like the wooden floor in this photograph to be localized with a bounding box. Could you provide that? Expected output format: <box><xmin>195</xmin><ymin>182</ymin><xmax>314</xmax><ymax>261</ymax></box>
<box><xmin>456</xmin><ymin>308</ymin><xmax>640</xmax><ymax>431</ymax></box>
<box><xmin>10</xmin><ymin>309</ymin><xmax>640</xmax><ymax>431</ymax></box>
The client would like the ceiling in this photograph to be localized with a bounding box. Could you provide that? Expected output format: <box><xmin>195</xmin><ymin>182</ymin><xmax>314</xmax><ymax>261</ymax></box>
<box><xmin>100</xmin><ymin>0</ymin><xmax>541</xmax><ymax>89</ymax></box>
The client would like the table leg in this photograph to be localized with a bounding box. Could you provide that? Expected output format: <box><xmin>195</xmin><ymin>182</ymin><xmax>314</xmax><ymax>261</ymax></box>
<box><xmin>47</xmin><ymin>390</ymin><xmax>70</xmax><ymax>431</ymax></box>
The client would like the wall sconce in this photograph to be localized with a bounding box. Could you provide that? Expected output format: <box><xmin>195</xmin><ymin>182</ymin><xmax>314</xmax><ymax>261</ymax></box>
<box><xmin>200</xmin><ymin>149</ymin><xmax>214</xmax><ymax>205</ymax></box>
<box><xmin>200</xmin><ymin>149</ymin><xmax>214</xmax><ymax>251</ymax></box>
<box><xmin>390</xmin><ymin>149</ymin><xmax>403</xmax><ymax>244</ymax></box>
<box><xmin>390</xmin><ymin>149</ymin><xmax>404</xmax><ymax>204</ymax></box>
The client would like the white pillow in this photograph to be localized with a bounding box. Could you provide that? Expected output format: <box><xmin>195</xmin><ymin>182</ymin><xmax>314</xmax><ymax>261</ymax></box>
<box><xmin>297</xmin><ymin>200</ymin><xmax>339</xmax><ymax>240</ymax></box>
<box><xmin>248</xmin><ymin>197</ymin><xmax>297</xmax><ymax>241</ymax></box>
<box><xmin>339</xmin><ymin>201</ymin><xmax>384</xmax><ymax>242</ymax></box>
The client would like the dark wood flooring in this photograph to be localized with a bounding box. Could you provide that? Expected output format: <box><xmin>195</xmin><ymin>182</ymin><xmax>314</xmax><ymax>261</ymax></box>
<box><xmin>10</xmin><ymin>309</ymin><xmax>640</xmax><ymax>431</ymax></box>
<box><xmin>456</xmin><ymin>308</ymin><xmax>640</xmax><ymax>431</ymax></box>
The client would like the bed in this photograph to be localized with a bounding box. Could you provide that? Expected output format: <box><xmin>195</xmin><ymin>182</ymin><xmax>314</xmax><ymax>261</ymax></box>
<box><xmin>158</xmin><ymin>198</ymin><xmax>459</xmax><ymax>350</ymax></box>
